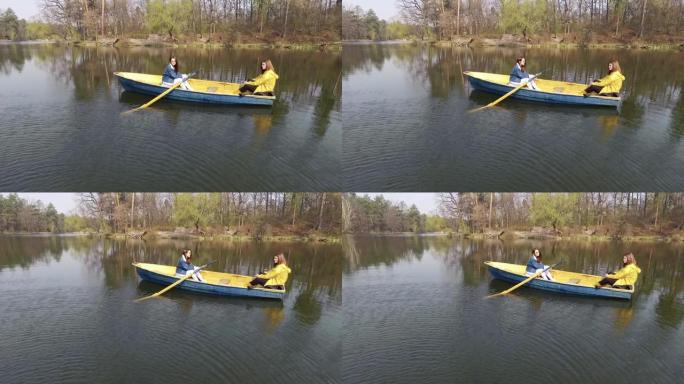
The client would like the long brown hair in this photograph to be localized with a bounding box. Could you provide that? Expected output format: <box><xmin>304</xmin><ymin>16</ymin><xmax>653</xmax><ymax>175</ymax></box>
<box><xmin>275</xmin><ymin>253</ymin><xmax>287</xmax><ymax>265</ymax></box>
<box><xmin>516</xmin><ymin>57</ymin><xmax>527</xmax><ymax>72</ymax></box>
<box><xmin>623</xmin><ymin>252</ymin><xmax>636</xmax><ymax>266</ymax></box>
<box><xmin>262</xmin><ymin>59</ymin><xmax>275</xmax><ymax>73</ymax></box>
<box><xmin>609</xmin><ymin>58</ymin><xmax>621</xmax><ymax>73</ymax></box>
<box><xmin>169</xmin><ymin>55</ymin><xmax>179</xmax><ymax>72</ymax></box>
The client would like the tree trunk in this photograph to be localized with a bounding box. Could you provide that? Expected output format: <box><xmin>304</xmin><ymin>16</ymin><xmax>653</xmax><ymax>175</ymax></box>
<box><xmin>488</xmin><ymin>193</ymin><xmax>493</xmax><ymax>228</ymax></box>
<box><xmin>640</xmin><ymin>0</ymin><xmax>648</xmax><ymax>38</ymax></box>
<box><xmin>101</xmin><ymin>0</ymin><xmax>105</xmax><ymax>36</ymax></box>
<box><xmin>456</xmin><ymin>0</ymin><xmax>461</xmax><ymax>36</ymax></box>
<box><xmin>283</xmin><ymin>0</ymin><xmax>290</xmax><ymax>39</ymax></box>
<box><xmin>130</xmin><ymin>193</ymin><xmax>135</xmax><ymax>229</ymax></box>
<box><xmin>318</xmin><ymin>193</ymin><xmax>327</xmax><ymax>231</ymax></box>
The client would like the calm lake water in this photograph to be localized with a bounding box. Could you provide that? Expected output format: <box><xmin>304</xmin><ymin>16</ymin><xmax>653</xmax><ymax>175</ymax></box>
<box><xmin>0</xmin><ymin>235</ymin><xmax>341</xmax><ymax>383</ymax></box>
<box><xmin>343</xmin><ymin>43</ymin><xmax>684</xmax><ymax>191</ymax></box>
<box><xmin>343</xmin><ymin>236</ymin><xmax>684</xmax><ymax>384</ymax></box>
<box><xmin>0</xmin><ymin>44</ymin><xmax>341</xmax><ymax>191</ymax></box>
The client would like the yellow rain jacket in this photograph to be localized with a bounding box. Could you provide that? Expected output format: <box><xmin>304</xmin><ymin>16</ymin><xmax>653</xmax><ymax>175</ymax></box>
<box><xmin>246</xmin><ymin>69</ymin><xmax>279</xmax><ymax>94</ymax></box>
<box><xmin>258</xmin><ymin>263</ymin><xmax>291</xmax><ymax>287</ymax></box>
<box><xmin>607</xmin><ymin>263</ymin><xmax>641</xmax><ymax>286</ymax></box>
<box><xmin>593</xmin><ymin>71</ymin><xmax>625</xmax><ymax>95</ymax></box>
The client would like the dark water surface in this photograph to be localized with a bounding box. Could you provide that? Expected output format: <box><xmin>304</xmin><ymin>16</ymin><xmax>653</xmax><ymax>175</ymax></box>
<box><xmin>343</xmin><ymin>236</ymin><xmax>684</xmax><ymax>384</ymax></box>
<box><xmin>0</xmin><ymin>235</ymin><xmax>341</xmax><ymax>383</ymax></box>
<box><xmin>0</xmin><ymin>44</ymin><xmax>340</xmax><ymax>191</ymax></box>
<box><xmin>343</xmin><ymin>44</ymin><xmax>684</xmax><ymax>191</ymax></box>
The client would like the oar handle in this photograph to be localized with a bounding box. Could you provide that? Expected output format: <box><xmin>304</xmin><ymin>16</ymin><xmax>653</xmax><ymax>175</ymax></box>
<box><xmin>543</xmin><ymin>261</ymin><xmax>561</xmax><ymax>272</ymax></box>
<box><xmin>195</xmin><ymin>260</ymin><xmax>216</xmax><ymax>272</ymax></box>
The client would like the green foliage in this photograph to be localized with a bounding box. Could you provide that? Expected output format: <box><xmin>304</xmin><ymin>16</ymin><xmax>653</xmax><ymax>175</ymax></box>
<box><xmin>172</xmin><ymin>193</ymin><xmax>220</xmax><ymax>228</ymax></box>
<box><xmin>0</xmin><ymin>8</ymin><xmax>27</xmax><ymax>40</ymax></box>
<box><xmin>425</xmin><ymin>215</ymin><xmax>448</xmax><ymax>232</ymax></box>
<box><xmin>27</xmin><ymin>21</ymin><xmax>54</xmax><ymax>40</ymax></box>
<box><xmin>145</xmin><ymin>0</ymin><xmax>193</xmax><ymax>36</ymax></box>
<box><xmin>64</xmin><ymin>215</ymin><xmax>89</xmax><ymax>232</ymax></box>
<box><xmin>529</xmin><ymin>193</ymin><xmax>579</xmax><ymax>228</ymax></box>
<box><xmin>386</xmin><ymin>21</ymin><xmax>413</xmax><ymax>40</ymax></box>
<box><xmin>498</xmin><ymin>0</ymin><xmax>546</xmax><ymax>35</ymax></box>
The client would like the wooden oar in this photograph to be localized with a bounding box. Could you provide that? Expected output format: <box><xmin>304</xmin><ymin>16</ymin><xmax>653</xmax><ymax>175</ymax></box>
<box><xmin>123</xmin><ymin>72</ymin><xmax>196</xmax><ymax>114</ymax></box>
<box><xmin>135</xmin><ymin>260</ymin><xmax>214</xmax><ymax>303</ymax></box>
<box><xmin>469</xmin><ymin>72</ymin><xmax>542</xmax><ymax>113</ymax></box>
<box><xmin>486</xmin><ymin>261</ymin><xmax>561</xmax><ymax>299</ymax></box>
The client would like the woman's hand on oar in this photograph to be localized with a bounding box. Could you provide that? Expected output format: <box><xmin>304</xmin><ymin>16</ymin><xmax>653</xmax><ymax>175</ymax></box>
<box><xmin>135</xmin><ymin>260</ymin><xmax>214</xmax><ymax>303</ymax></box>
<box><xmin>486</xmin><ymin>260</ymin><xmax>562</xmax><ymax>299</ymax></box>
<box><xmin>122</xmin><ymin>72</ymin><xmax>196</xmax><ymax>115</ymax></box>
<box><xmin>469</xmin><ymin>72</ymin><xmax>542</xmax><ymax>113</ymax></box>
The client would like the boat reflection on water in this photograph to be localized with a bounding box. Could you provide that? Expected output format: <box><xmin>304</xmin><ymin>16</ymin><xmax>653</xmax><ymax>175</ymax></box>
<box><xmin>119</xmin><ymin>91</ymin><xmax>274</xmax><ymax>115</ymax></box>
<box><xmin>136</xmin><ymin>280</ymin><xmax>286</xmax><ymax>331</ymax></box>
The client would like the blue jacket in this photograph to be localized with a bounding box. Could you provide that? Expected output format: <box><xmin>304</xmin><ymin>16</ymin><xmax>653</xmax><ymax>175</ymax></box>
<box><xmin>176</xmin><ymin>255</ymin><xmax>195</xmax><ymax>275</ymax></box>
<box><xmin>525</xmin><ymin>255</ymin><xmax>545</xmax><ymax>274</ymax></box>
<box><xmin>509</xmin><ymin>64</ymin><xmax>530</xmax><ymax>83</ymax></box>
<box><xmin>162</xmin><ymin>64</ymin><xmax>182</xmax><ymax>83</ymax></box>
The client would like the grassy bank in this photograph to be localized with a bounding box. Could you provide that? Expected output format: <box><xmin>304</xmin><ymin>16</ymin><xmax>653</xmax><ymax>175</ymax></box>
<box><xmin>99</xmin><ymin>230</ymin><xmax>339</xmax><ymax>243</ymax></box>
<box><xmin>392</xmin><ymin>33</ymin><xmax>684</xmax><ymax>50</ymax></box>
<box><xmin>431</xmin><ymin>40</ymin><xmax>684</xmax><ymax>50</ymax></box>
<box><xmin>12</xmin><ymin>36</ymin><xmax>342</xmax><ymax>51</ymax></box>
<box><xmin>453</xmin><ymin>230</ymin><xmax>684</xmax><ymax>242</ymax></box>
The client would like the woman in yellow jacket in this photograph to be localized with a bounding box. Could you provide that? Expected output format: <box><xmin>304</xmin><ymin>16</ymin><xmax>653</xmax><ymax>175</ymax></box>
<box><xmin>239</xmin><ymin>59</ymin><xmax>279</xmax><ymax>97</ymax></box>
<box><xmin>595</xmin><ymin>253</ymin><xmax>641</xmax><ymax>290</ymax></box>
<box><xmin>584</xmin><ymin>59</ymin><xmax>625</xmax><ymax>97</ymax></box>
<box><xmin>248</xmin><ymin>253</ymin><xmax>291</xmax><ymax>290</ymax></box>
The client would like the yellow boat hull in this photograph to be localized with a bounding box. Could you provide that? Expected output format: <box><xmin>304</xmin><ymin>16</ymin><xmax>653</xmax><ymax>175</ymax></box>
<box><xmin>115</xmin><ymin>72</ymin><xmax>275</xmax><ymax>106</ymax></box>
<box><xmin>485</xmin><ymin>261</ymin><xmax>633</xmax><ymax>299</ymax></box>
<box><xmin>133</xmin><ymin>262</ymin><xmax>285</xmax><ymax>300</ymax></box>
<box><xmin>465</xmin><ymin>71</ymin><xmax>621</xmax><ymax>107</ymax></box>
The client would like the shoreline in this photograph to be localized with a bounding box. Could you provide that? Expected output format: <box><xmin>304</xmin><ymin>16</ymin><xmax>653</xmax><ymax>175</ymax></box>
<box><xmin>1</xmin><ymin>39</ymin><xmax>341</xmax><ymax>51</ymax></box>
<box><xmin>343</xmin><ymin>38</ymin><xmax>684</xmax><ymax>51</ymax></box>
<box><xmin>347</xmin><ymin>231</ymin><xmax>683</xmax><ymax>243</ymax></box>
<box><xmin>0</xmin><ymin>231</ymin><xmax>339</xmax><ymax>243</ymax></box>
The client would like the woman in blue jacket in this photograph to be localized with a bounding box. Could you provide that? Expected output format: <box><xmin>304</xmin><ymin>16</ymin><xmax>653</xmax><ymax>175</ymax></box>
<box><xmin>509</xmin><ymin>57</ymin><xmax>538</xmax><ymax>90</ymax></box>
<box><xmin>175</xmin><ymin>249</ymin><xmax>204</xmax><ymax>282</ymax></box>
<box><xmin>525</xmin><ymin>249</ymin><xmax>554</xmax><ymax>281</ymax></box>
<box><xmin>162</xmin><ymin>56</ymin><xmax>193</xmax><ymax>91</ymax></box>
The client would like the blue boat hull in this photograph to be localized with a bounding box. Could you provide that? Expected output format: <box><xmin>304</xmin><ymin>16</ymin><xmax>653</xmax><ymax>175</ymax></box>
<box><xmin>467</xmin><ymin>75</ymin><xmax>620</xmax><ymax>107</ymax></box>
<box><xmin>135</xmin><ymin>266</ymin><xmax>284</xmax><ymax>300</ymax></box>
<box><xmin>117</xmin><ymin>76</ymin><xmax>274</xmax><ymax>106</ymax></box>
<box><xmin>487</xmin><ymin>266</ymin><xmax>632</xmax><ymax>300</ymax></box>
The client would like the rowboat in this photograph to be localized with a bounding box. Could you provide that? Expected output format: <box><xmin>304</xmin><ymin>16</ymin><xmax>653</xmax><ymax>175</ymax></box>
<box><xmin>464</xmin><ymin>71</ymin><xmax>621</xmax><ymax>108</ymax></box>
<box><xmin>114</xmin><ymin>72</ymin><xmax>275</xmax><ymax>106</ymax></box>
<box><xmin>485</xmin><ymin>261</ymin><xmax>633</xmax><ymax>300</ymax></box>
<box><xmin>133</xmin><ymin>262</ymin><xmax>285</xmax><ymax>300</ymax></box>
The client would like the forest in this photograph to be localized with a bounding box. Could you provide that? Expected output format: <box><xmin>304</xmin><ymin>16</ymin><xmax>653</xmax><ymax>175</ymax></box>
<box><xmin>343</xmin><ymin>193</ymin><xmax>684</xmax><ymax>237</ymax></box>
<box><xmin>0</xmin><ymin>194</ymin><xmax>66</xmax><ymax>233</ymax></box>
<box><xmin>343</xmin><ymin>1</ymin><xmax>684</xmax><ymax>43</ymax></box>
<box><xmin>73</xmin><ymin>193</ymin><xmax>341</xmax><ymax>236</ymax></box>
<box><xmin>342</xmin><ymin>193</ymin><xmax>444</xmax><ymax>233</ymax></box>
<box><xmin>0</xmin><ymin>8</ymin><xmax>53</xmax><ymax>41</ymax></box>
<box><xmin>0</xmin><ymin>193</ymin><xmax>340</xmax><ymax>237</ymax></box>
<box><xmin>0</xmin><ymin>1</ymin><xmax>341</xmax><ymax>42</ymax></box>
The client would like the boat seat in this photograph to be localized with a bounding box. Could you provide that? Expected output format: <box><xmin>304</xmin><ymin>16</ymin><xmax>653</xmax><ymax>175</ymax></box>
<box><xmin>219</xmin><ymin>278</ymin><xmax>231</xmax><ymax>285</ymax></box>
<box><xmin>566</xmin><ymin>278</ymin><xmax>581</xmax><ymax>284</ymax></box>
<box><xmin>206</xmin><ymin>87</ymin><xmax>218</xmax><ymax>93</ymax></box>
